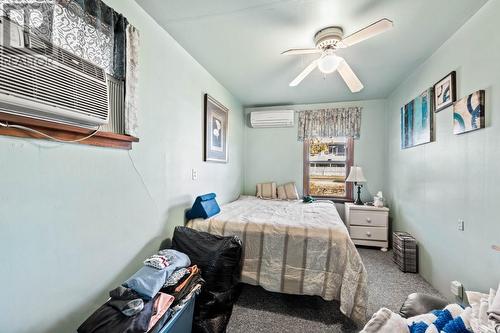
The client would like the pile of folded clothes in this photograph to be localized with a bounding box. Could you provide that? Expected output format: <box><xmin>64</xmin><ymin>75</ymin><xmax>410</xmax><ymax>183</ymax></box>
<box><xmin>78</xmin><ymin>249</ymin><xmax>204</xmax><ymax>333</ymax></box>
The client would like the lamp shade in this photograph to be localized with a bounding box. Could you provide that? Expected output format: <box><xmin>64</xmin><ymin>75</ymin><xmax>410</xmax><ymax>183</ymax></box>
<box><xmin>346</xmin><ymin>166</ymin><xmax>367</xmax><ymax>183</ymax></box>
<box><xmin>318</xmin><ymin>53</ymin><xmax>340</xmax><ymax>74</ymax></box>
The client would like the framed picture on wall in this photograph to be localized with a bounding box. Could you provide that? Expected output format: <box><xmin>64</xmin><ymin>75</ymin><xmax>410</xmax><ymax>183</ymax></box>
<box><xmin>453</xmin><ymin>90</ymin><xmax>485</xmax><ymax>135</ymax></box>
<box><xmin>433</xmin><ymin>71</ymin><xmax>456</xmax><ymax>112</ymax></box>
<box><xmin>400</xmin><ymin>88</ymin><xmax>434</xmax><ymax>149</ymax></box>
<box><xmin>204</xmin><ymin>94</ymin><xmax>229</xmax><ymax>163</ymax></box>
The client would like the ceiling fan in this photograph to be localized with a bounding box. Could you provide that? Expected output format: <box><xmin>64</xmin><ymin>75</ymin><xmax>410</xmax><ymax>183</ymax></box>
<box><xmin>282</xmin><ymin>18</ymin><xmax>394</xmax><ymax>92</ymax></box>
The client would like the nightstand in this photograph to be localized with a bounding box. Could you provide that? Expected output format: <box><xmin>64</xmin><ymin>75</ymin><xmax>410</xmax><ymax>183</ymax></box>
<box><xmin>345</xmin><ymin>203</ymin><xmax>389</xmax><ymax>251</ymax></box>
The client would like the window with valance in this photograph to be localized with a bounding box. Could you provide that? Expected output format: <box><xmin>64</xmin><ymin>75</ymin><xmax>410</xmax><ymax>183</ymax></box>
<box><xmin>299</xmin><ymin>107</ymin><xmax>362</xmax><ymax>201</ymax></box>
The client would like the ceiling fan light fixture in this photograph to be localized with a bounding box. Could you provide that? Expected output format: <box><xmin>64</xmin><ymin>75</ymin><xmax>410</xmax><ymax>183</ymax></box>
<box><xmin>318</xmin><ymin>53</ymin><xmax>340</xmax><ymax>74</ymax></box>
<box><xmin>283</xmin><ymin>18</ymin><xmax>393</xmax><ymax>89</ymax></box>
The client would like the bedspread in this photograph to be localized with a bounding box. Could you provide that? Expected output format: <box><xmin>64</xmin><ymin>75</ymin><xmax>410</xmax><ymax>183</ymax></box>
<box><xmin>187</xmin><ymin>196</ymin><xmax>367</xmax><ymax>324</ymax></box>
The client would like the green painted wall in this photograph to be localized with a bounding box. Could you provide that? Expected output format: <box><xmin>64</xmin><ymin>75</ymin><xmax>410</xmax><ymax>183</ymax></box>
<box><xmin>244</xmin><ymin>100</ymin><xmax>388</xmax><ymax>205</ymax></box>
<box><xmin>385</xmin><ymin>0</ymin><xmax>500</xmax><ymax>298</ymax></box>
<box><xmin>1</xmin><ymin>0</ymin><xmax>499</xmax><ymax>331</ymax></box>
<box><xmin>0</xmin><ymin>1</ymin><xmax>244</xmax><ymax>332</ymax></box>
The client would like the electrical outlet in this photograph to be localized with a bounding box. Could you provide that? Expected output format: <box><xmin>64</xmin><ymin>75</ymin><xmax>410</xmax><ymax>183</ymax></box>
<box><xmin>191</xmin><ymin>168</ymin><xmax>198</xmax><ymax>181</ymax></box>
<box><xmin>451</xmin><ymin>280</ymin><xmax>463</xmax><ymax>299</ymax></box>
<box><xmin>458</xmin><ymin>219</ymin><xmax>465</xmax><ymax>231</ymax></box>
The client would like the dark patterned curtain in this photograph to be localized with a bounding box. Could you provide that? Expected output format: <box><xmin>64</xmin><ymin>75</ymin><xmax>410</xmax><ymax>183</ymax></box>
<box><xmin>0</xmin><ymin>0</ymin><xmax>55</xmax><ymax>41</ymax></box>
<box><xmin>0</xmin><ymin>0</ymin><xmax>128</xmax><ymax>79</ymax></box>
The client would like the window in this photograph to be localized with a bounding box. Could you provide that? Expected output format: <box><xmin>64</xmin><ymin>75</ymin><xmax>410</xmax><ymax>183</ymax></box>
<box><xmin>0</xmin><ymin>0</ymin><xmax>139</xmax><ymax>149</ymax></box>
<box><xmin>303</xmin><ymin>137</ymin><xmax>354</xmax><ymax>201</ymax></box>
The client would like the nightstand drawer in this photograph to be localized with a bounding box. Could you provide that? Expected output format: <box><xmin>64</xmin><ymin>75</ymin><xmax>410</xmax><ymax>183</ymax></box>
<box><xmin>350</xmin><ymin>226</ymin><xmax>388</xmax><ymax>241</ymax></box>
<box><xmin>349</xmin><ymin>210</ymin><xmax>387</xmax><ymax>227</ymax></box>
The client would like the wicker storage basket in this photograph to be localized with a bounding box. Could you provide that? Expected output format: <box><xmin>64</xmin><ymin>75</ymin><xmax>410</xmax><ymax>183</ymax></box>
<box><xmin>393</xmin><ymin>231</ymin><xmax>418</xmax><ymax>273</ymax></box>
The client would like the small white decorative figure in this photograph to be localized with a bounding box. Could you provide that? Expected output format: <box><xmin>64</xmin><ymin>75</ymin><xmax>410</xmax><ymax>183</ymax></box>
<box><xmin>374</xmin><ymin>191</ymin><xmax>384</xmax><ymax>208</ymax></box>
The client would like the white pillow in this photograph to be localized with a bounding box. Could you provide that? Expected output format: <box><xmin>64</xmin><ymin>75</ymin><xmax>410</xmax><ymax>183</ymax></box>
<box><xmin>277</xmin><ymin>185</ymin><xmax>287</xmax><ymax>200</ymax></box>
<box><xmin>256</xmin><ymin>182</ymin><xmax>277</xmax><ymax>199</ymax></box>
<box><xmin>277</xmin><ymin>182</ymin><xmax>299</xmax><ymax>200</ymax></box>
<box><xmin>360</xmin><ymin>308</ymin><xmax>408</xmax><ymax>333</ymax></box>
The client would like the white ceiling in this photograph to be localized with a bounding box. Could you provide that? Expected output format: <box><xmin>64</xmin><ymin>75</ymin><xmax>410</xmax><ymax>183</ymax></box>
<box><xmin>136</xmin><ymin>0</ymin><xmax>487</xmax><ymax>106</ymax></box>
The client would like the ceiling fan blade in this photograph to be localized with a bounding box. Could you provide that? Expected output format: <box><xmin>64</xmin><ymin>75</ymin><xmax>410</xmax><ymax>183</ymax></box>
<box><xmin>281</xmin><ymin>48</ymin><xmax>321</xmax><ymax>55</ymax></box>
<box><xmin>290</xmin><ymin>60</ymin><xmax>318</xmax><ymax>87</ymax></box>
<box><xmin>337</xmin><ymin>58</ymin><xmax>364</xmax><ymax>93</ymax></box>
<box><xmin>339</xmin><ymin>18</ymin><xmax>393</xmax><ymax>48</ymax></box>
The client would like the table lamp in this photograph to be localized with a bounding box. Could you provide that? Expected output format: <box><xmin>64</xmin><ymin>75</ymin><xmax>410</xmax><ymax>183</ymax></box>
<box><xmin>346</xmin><ymin>166</ymin><xmax>367</xmax><ymax>205</ymax></box>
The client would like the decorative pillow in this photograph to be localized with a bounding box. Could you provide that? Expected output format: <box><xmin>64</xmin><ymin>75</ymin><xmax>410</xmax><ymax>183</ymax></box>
<box><xmin>360</xmin><ymin>308</ymin><xmax>408</xmax><ymax>333</ymax></box>
<box><xmin>277</xmin><ymin>185</ymin><xmax>286</xmax><ymax>200</ymax></box>
<box><xmin>256</xmin><ymin>182</ymin><xmax>277</xmax><ymax>199</ymax></box>
<box><xmin>399</xmin><ymin>292</ymin><xmax>448</xmax><ymax>318</ymax></box>
<box><xmin>362</xmin><ymin>304</ymin><xmax>473</xmax><ymax>333</ymax></box>
<box><xmin>277</xmin><ymin>182</ymin><xmax>299</xmax><ymax>200</ymax></box>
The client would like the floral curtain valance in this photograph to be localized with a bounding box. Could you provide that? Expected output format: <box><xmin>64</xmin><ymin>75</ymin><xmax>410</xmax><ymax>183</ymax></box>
<box><xmin>297</xmin><ymin>107</ymin><xmax>362</xmax><ymax>141</ymax></box>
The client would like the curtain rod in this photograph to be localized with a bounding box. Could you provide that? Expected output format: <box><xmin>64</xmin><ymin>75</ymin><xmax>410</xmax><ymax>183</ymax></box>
<box><xmin>295</xmin><ymin>106</ymin><xmax>362</xmax><ymax>113</ymax></box>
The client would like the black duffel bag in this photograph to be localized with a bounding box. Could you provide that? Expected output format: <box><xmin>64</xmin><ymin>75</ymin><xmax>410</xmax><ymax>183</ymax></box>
<box><xmin>170</xmin><ymin>226</ymin><xmax>243</xmax><ymax>333</ymax></box>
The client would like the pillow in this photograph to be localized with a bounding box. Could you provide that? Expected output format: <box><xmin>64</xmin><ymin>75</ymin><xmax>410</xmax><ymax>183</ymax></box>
<box><xmin>256</xmin><ymin>182</ymin><xmax>277</xmax><ymax>199</ymax></box>
<box><xmin>362</xmin><ymin>304</ymin><xmax>470</xmax><ymax>333</ymax></box>
<box><xmin>277</xmin><ymin>182</ymin><xmax>299</xmax><ymax>200</ymax></box>
<box><xmin>399</xmin><ymin>293</ymin><xmax>448</xmax><ymax>318</ymax></box>
<box><xmin>360</xmin><ymin>308</ymin><xmax>408</xmax><ymax>333</ymax></box>
<box><xmin>277</xmin><ymin>185</ymin><xmax>286</xmax><ymax>200</ymax></box>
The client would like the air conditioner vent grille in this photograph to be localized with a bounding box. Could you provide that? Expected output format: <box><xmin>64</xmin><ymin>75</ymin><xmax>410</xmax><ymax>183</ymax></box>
<box><xmin>0</xmin><ymin>45</ymin><xmax>108</xmax><ymax>122</ymax></box>
<box><xmin>28</xmin><ymin>35</ymin><xmax>106</xmax><ymax>82</ymax></box>
<box><xmin>101</xmin><ymin>76</ymin><xmax>125</xmax><ymax>134</ymax></box>
<box><xmin>250</xmin><ymin>110</ymin><xmax>295</xmax><ymax>128</ymax></box>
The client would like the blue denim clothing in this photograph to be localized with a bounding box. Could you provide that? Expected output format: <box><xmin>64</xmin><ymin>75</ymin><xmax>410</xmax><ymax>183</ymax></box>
<box><xmin>124</xmin><ymin>249</ymin><xmax>191</xmax><ymax>300</ymax></box>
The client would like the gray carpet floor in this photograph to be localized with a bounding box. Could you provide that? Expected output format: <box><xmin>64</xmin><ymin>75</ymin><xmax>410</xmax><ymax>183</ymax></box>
<box><xmin>227</xmin><ymin>247</ymin><xmax>441</xmax><ymax>332</ymax></box>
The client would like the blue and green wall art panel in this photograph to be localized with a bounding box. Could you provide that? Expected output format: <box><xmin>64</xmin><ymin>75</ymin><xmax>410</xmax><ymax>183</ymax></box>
<box><xmin>400</xmin><ymin>88</ymin><xmax>434</xmax><ymax>149</ymax></box>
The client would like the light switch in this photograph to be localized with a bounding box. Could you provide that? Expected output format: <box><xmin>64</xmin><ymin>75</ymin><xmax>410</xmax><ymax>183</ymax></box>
<box><xmin>457</xmin><ymin>219</ymin><xmax>465</xmax><ymax>231</ymax></box>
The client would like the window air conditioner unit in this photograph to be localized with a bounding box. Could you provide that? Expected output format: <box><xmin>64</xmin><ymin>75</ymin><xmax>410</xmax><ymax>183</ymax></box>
<box><xmin>250</xmin><ymin>110</ymin><xmax>294</xmax><ymax>128</ymax></box>
<box><xmin>0</xmin><ymin>17</ymin><xmax>109</xmax><ymax>127</ymax></box>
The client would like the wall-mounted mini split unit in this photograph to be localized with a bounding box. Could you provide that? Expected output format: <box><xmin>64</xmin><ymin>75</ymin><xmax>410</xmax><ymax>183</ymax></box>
<box><xmin>0</xmin><ymin>17</ymin><xmax>109</xmax><ymax>127</ymax></box>
<box><xmin>250</xmin><ymin>110</ymin><xmax>294</xmax><ymax>128</ymax></box>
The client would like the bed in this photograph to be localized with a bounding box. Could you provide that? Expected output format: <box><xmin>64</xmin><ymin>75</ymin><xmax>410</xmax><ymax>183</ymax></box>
<box><xmin>187</xmin><ymin>195</ymin><xmax>367</xmax><ymax>324</ymax></box>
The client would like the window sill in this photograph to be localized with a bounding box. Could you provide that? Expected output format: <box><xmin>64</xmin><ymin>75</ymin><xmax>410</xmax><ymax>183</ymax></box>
<box><xmin>0</xmin><ymin>112</ymin><xmax>139</xmax><ymax>149</ymax></box>
<box><xmin>311</xmin><ymin>196</ymin><xmax>354</xmax><ymax>204</ymax></box>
